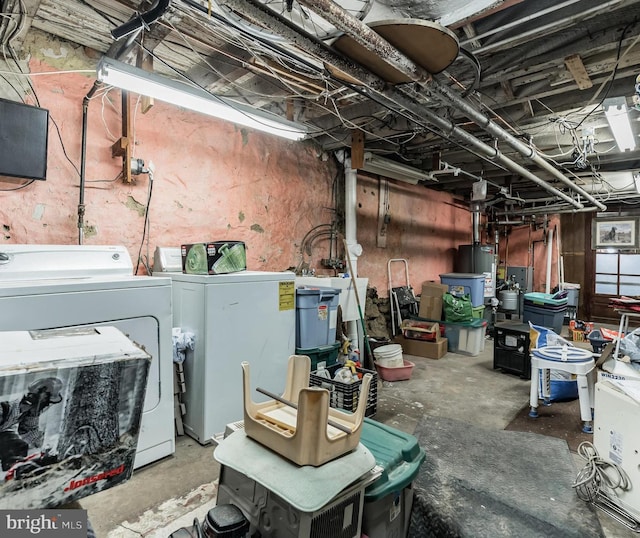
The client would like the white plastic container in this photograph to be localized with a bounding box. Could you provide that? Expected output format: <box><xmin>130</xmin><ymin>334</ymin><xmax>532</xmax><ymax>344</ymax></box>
<box><xmin>373</xmin><ymin>344</ymin><xmax>404</xmax><ymax>368</ymax></box>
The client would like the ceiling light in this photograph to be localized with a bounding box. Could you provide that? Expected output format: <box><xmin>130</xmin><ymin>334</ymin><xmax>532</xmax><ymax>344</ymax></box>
<box><xmin>634</xmin><ymin>172</ymin><xmax>640</xmax><ymax>194</ymax></box>
<box><xmin>360</xmin><ymin>152</ymin><xmax>436</xmax><ymax>184</ymax></box>
<box><xmin>96</xmin><ymin>57</ymin><xmax>307</xmax><ymax>141</ymax></box>
<box><xmin>603</xmin><ymin>97</ymin><xmax>636</xmax><ymax>152</ymax></box>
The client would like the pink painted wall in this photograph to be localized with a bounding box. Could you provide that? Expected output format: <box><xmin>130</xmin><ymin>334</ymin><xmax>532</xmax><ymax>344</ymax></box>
<box><xmin>356</xmin><ymin>175</ymin><xmax>474</xmax><ymax>294</ymax></box>
<box><xmin>1</xmin><ymin>59</ymin><xmax>475</xmax><ymax>297</ymax></box>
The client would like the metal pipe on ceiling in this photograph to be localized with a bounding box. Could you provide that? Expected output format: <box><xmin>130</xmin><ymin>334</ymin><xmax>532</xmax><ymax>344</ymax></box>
<box><xmin>294</xmin><ymin>0</ymin><xmax>599</xmax><ymax>210</ymax></box>
<box><xmin>217</xmin><ymin>0</ymin><xmax>582</xmax><ymax>207</ymax></box>
<box><xmin>496</xmin><ymin>204</ymin><xmax>601</xmax><ymax>216</ymax></box>
<box><xmin>429</xmin><ymin>81</ymin><xmax>607</xmax><ymax>211</ymax></box>
<box><xmin>468</xmin><ymin>0</ymin><xmax>626</xmax><ymax>55</ymax></box>
<box><xmin>459</xmin><ymin>0</ymin><xmax>585</xmax><ymax>48</ymax></box>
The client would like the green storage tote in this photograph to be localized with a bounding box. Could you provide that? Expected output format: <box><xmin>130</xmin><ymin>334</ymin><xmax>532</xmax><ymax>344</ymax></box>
<box><xmin>360</xmin><ymin>418</ymin><xmax>426</xmax><ymax>538</ymax></box>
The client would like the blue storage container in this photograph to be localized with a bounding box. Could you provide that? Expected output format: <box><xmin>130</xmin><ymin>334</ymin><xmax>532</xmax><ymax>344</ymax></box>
<box><xmin>295</xmin><ymin>287</ymin><xmax>340</xmax><ymax>348</ymax></box>
<box><xmin>523</xmin><ymin>303</ymin><xmax>566</xmax><ymax>334</ymax></box>
<box><xmin>360</xmin><ymin>418</ymin><xmax>426</xmax><ymax>538</ymax></box>
<box><xmin>524</xmin><ymin>292</ymin><xmax>568</xmax><ymax>309</ymax></box>
<box><xmin>440</xmin><ymin>273</ymin><xmax>485</xmax><ymax>307</ymax></box>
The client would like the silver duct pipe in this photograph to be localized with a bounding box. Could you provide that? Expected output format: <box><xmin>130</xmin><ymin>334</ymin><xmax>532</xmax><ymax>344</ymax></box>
<box><xmin>472</xmin><ymin>205</ymin><xmax>481</xmax><ymax>243</ymax></box>
<box><xmin>293</xmin><ymin>0</ymin><xmax>605</xmax><ymax>212</ymax></box>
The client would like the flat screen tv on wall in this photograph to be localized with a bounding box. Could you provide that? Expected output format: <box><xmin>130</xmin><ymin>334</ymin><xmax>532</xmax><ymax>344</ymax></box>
<box><xmin>0</xmin><ymin>97</ymin><xmax>49</xmax><ymax>181</ymax></box>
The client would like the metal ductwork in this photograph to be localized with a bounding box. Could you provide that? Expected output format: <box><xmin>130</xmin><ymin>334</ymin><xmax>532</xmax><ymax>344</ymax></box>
<box><xmin>288</xmin><ymin>0</ymin><xmax>606</xmax><ymax>212</ymax></box>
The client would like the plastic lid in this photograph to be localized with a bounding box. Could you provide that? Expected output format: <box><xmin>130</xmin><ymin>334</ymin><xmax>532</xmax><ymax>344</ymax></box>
<box><xmin>440</xmin><ymin>273</ymin><xmax>485</xmax><ymax>279</ymax></box>
<box><xmin>296</xmin><ymin>286</ymin><xmax>341</xmax><ymax>295</ymax></box>
<box><xmin>359</xmin><ymin>418</ymin><xmax>426</xmax><ymax>501</ymax></box>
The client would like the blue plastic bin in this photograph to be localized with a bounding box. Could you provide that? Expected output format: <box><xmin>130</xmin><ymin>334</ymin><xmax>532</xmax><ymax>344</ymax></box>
<box><xmin>440</xmin><ymin>273</ymin><xmax>485</xmax><ymax>307</ymax></box>
<box><xmin>295</xmin><ymin>287</ymin><xmax>341</xmax><ymax>348</ymax></box>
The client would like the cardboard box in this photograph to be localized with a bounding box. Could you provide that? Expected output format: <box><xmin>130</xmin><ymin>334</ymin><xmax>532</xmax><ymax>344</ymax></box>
<box><xmin>181</xmin><ymin>241</ymin><xmax>246</xmax><ymax>274</ymax></box>
<box><xmin>401</xmin><ymin>320</ymin><xmax>439</xmax><ymax>341</ymax></box>
<box><xmin>419</xmin><ymin>281</ymin><xmax>449</xmax><ymax>320</ymax></box>
<box><xmin>394</xmin><ymin>335</ymin><xmax>448</xmax><ymax>360</ymax></box>
<box><xmin>0</xmin><ymin>326</ymin><xmax>150</xmax><ymax>509</ymax></box>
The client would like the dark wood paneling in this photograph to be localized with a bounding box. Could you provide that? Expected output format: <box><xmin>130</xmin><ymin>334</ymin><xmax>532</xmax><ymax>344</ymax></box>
<box><xmin>560</xmin><ymin>212</ymin><xmax>588</xmax><ymax>319</ymax></box>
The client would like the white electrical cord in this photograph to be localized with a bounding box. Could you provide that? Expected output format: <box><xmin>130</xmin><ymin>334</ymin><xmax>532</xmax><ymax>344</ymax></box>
<box><xmin>573</xmin><ymin>441</ymin><xmax>631</xmax><ymax>502</ymax></box>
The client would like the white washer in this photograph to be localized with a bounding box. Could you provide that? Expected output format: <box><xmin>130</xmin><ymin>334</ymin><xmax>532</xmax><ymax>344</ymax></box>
<box><xmin>160</xmin><ymin>268</ymin><xmax>296</xmax><ymax>444</ymax></box>
<box><xmin>0</xmin><ymin>244</ymin><xmax>175</xmax><ymax>469</ymax></box>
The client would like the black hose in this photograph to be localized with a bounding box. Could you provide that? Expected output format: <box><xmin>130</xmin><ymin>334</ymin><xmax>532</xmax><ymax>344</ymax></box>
<box><xmin>111</xmin><ymin>0</ymin><xmax>171</xmax><ymax>40</ymax></box>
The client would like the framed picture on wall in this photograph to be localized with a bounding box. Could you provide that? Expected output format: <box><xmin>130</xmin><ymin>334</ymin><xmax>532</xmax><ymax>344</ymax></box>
<box><xmin>591</xmin><ymin>217</ymin><xmax>639</xmax><ymax>249</ymax></box>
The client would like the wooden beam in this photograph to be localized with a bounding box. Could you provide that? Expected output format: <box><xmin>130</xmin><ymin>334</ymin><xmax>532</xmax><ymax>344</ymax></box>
<box><xmin>501</xmin><ymin>80</ymin><xmax>515</xmax><ymax>101</ymax></box>
<box><xmin>110</xmin><ymin>91</ymin><xmax>133</xmax><ymax>184</ymax></box>
<box><xmin>137</xmin><ymin>50</ymin><xmax>155</xmax><ymax>114</ymax></box>
<box><xmin>564</xmin><ymin>54</ymin><xmax>593</xmax><ymax>90</ymax></box>
<box><xmin>351</xmin><ymin>130</ymin><xmax>365</xmax><ymax>169</ymax></box>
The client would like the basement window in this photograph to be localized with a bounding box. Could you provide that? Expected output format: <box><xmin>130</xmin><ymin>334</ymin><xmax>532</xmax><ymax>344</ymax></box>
<box><xmin>595</xmin><ymin>252</ymin><xmax>640</xmax><ymax>296</ymax></box>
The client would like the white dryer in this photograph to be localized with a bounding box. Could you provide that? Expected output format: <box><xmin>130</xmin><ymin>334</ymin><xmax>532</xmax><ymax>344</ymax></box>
<box><xmin>0</xmin><ymin>244</ymin><xmax>175</xmax><ymax>469</ymax></box>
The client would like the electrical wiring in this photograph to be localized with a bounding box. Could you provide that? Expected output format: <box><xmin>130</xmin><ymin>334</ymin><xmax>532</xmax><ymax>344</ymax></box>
<box><xmin>0</xmin><ymin>73</ymin><xmax>22</xmax><ymax>100</ymax></box>
<box><xmin>83</xmin><ymin>171</ymin><xmax>123</xmax><ymax>185</ymax></box>
<box><xmin>0</xmin><ymin>68</ymin><xmax>95</xmax><ymax>76</ymax></box>
<box><xmin>0</xmin><ymin>178</ymin><xmax>35</xmax><ymax>190</ymax></box>
<box><xmin>162</xmin><ymin>18</ymin><xmax>327</xmax><ymax>103</ymax></box>
<box><xmin>134</xmin><ymin>172</ymin><xmax>154</xmax><ymax>276</ymax></box>
<box><xmin>100</xmin><ymin>90</ymin><xmax>119</xmax><ymax>142</ymax></box>
<box><xmin>572</xmin><ymin>21</ymin><xmax>638</xmax><ymax>130</ymax></box>
<box><xmin>49</xmin><ymin>115</ymin><xmax>81</xmax><ymax>179</ymax></box>
<box><xmin>573</xmin><ymin>441</ymin><xmax>630</xmax><ymax>503</ymax></box>
<box><xmin>132</xmin><ymin>40</ymin><xmax>327</xmax><ymax>138</ymax></box>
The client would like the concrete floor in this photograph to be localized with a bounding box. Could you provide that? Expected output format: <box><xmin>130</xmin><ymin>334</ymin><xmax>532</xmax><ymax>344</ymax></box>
<box><xmin>81</xmin><ymin>334</ymin><xmax>638</xmax><ymax>538</ymax></box>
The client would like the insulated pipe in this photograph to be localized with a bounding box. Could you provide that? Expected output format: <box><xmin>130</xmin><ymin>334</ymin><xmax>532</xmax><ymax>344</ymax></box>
<box><xmin>344</xmin><ymin>157</ymin><xmax>360</xmax><ymax>353</ymax></box>
<box><xmin>79</xmin><ymin>81</ymin><xmax>101</xmax><ymax>245</ymax></box>
<box><xmin>294</xmin><ymin>0</ymin><xmax>596</xmax><ymax>210</ymax></box>
<box><xmin>219</xmin><ymin>0</ymin><xmax>583</xmax><ymax>207</ymax></box>
<box><xmin>545</xmin><ymin>227</ymin><xmax>553</xmax><ymax>294</ymax></box>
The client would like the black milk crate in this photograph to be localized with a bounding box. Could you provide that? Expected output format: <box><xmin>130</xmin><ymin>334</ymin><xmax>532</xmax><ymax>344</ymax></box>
<box><xmin>309</xmin><ymin>364</ymin><xmax>378</xmax><ymax>417</ymax></box>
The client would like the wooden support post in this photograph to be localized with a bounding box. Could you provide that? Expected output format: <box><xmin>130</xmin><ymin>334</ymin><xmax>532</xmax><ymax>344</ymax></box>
<box><xmin>110</xmin><ymin>90</ymin><xmax>133</xmax><ymax>183</ymax></box>
<box><xmin>351</xmin><ymin>129</ymin><xmax>365</xmax><ymax>169</ymax></box>
<box><xmin>137</xmin><ymin>50</ymin><xmax>155</xmax><ymax>114</ymax></box>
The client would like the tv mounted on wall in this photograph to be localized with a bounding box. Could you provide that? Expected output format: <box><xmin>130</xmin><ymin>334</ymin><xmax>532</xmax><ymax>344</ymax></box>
<box><xmin>0</xmin><ymin>97</ymin><xmax>49</xmax><ymax>181</ymax></box>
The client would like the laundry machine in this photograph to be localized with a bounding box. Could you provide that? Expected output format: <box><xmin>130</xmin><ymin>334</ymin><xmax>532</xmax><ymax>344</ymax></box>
<box><xmin>0</xmin><ymin>244</ymin><xmax>175</xmax><ymax>469</ymax></box>
<box><xmin>153</xmin><ymin>249</ymin><xmax>296</xmax><ymax>444</ymax></box>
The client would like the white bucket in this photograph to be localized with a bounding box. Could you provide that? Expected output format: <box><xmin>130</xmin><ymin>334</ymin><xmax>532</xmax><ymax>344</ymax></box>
<box><xmin>373</xmin><ymin>344</ymin><xmax>404</xmax><ymax>368</ymax></box>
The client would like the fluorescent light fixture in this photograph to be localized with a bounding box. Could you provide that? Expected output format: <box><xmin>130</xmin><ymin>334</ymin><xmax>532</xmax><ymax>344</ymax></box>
<box><xmin>96</xmin><ymin>57</ymin><xmax>306</xmax><ymax>141</ymax></box>
<box><xmin>603</xmin><ymin>97</ymin><xmax>636</xmax><ymax>152</ymax></box>
<box><xmin>634</xmin><ymin>171</ymin><xmax>640</xmax><ymax>194</ymax></box>
<box><xmin>360</xmin><ymin>152</ymin><xmax>436</xmax><ymax>184</ymax></box>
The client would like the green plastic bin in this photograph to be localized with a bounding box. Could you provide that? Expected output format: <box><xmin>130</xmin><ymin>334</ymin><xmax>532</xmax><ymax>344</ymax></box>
<box><xmin>295</xmin><ymin>342</ymin><xmax>341</xmax><ymax>371</ymax></box>
<box><xmin>360</xmin><ymin>418</ymin><xmax>426</xmax><ymax>538</ymax></box>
